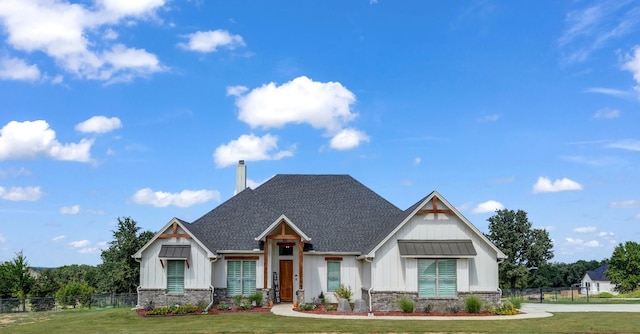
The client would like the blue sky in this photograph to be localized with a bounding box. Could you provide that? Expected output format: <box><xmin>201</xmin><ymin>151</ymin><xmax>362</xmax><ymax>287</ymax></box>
<box><xmin>1</xmin><ymin>0</ymin><xmax>639</xmax><ymax>267</ymax></box>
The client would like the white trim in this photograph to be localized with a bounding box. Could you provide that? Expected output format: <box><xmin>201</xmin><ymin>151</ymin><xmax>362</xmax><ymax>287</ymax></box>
<box><xmin>131</xmin><ymin>217</ymin><xmax>217</xmax><ymax>259</ymax></box>
<box><xmin>364</xmin><ymin>191</ymin><xmax>507</xmax><ymax>260</ymax></box>
<box><xmin>254</xmin><ymin>214</ymin><xmax>311</xmax><ymax>242</ymax></box>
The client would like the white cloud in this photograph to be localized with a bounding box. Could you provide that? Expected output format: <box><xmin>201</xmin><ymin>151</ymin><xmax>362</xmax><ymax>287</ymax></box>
<box><xmin>213</xmin><ymin>133</ymin><xmax>294</xmax><ymax>168</ymax></box>
<box><xmin>0</xmin><ymin>233</ymin><xmax>5</xmax><ymax>243</ymax></box>
<box><xmin>232</xmin><ymin>76</ymin><xmax>367</xmax><ymax>141</ymax></box>
<box><xmin>558</xmin><ymin>2</ymin><xmax>640</xmax><ymax>64</ymax></box>
<box><xmin>226</xmin><ymin>85</ymin><xmax>248</xmax><ymax>97</ymax></box>
<box><xmin>585</xmin><ymin>87</ymin><xmax>634</xmax><ymax>98</ymax></box>
<box><xmin>598</xmin><ymin>231</ymin><xmax>615</xmax><ymax>237</ymax></box>
<box><xmin>60</xmin><ymin>205</ymin><xmax>80</xmax><ymax>215</ymax></box>
<box><xmin>565</xmin><ymin>237</ymin><xmax>601</xmax><ymax>248</ymax></box>
<box><xmin>414</xmin><ymin>157</ymin><xmax>421</xmax><ymax>165</ymax></box>
<box><xmin>573</xmin><ymin>226</ymin><xmax>596</xmax><ymax>233</ymax></box>
<box><xmin>0</xmin><ymin>57</ymin><xmax>40</xmax><ymax>81</ymax></box>
<box><xmin>329</xmin><ymin>128</ymin><xmax>369</xmax><ymax>150</ymax></box>
<box><xmin>178</xmin><ymin>30</ymin><xmax>245</xmax><ymax>53</ymax></box>
<box><xmin>96</xmin><ymin>241</ymin><xmax>108</xmax><ymax>248</ymax></box>
<box><xmin>472</xmin><ymin>200</ymin><xmax>505</xmax><ymax>214</ymax></box>
<box><xmin>78</xmin><ymin>247</ymin><xmax>100</xmax><ymax>254</ymax></box>
<box><xmin>623</xmin><ymin>45</ymin><xmax>640</xmax><ymax>92</ymax></box>
<box><xmin>52</xmin><ymin>235</ymin><xmax>65</xmax><ymax>242</ymax></box>
<box><xmin>0</xmin><ymin>167</ymin><xmax>31</xmax><ymax>178</ymax></box>
<box><xmin>606</xmin><ymin>139</ymin><xmax>640</xmax><ymax>151</ymax></box>
<box><xmin>532</xmin><ymin>176</ymin><xmax>583</xmax><ymax>193</ymax></box>
<box><xmin>131</xmin><ymin>188</ymin><xmax>221</xmax><ymax>208</ymax></box>
<box><xmin>478</xmin><ymin>114</ymin><xmax>499</xmax><ymax>122</ymax></box>
<box><xmin>0</xmin><ymin>120</ymin><xmax>93</xmax><ymax>162</ymax></box>
<box><xmin>68</xmin><ymin>240</ymin><xmax>90</xmax><ymax>248</ymax></box>
<box><xmin>593</xmin><ymin>108</ymin><xmax>620</xmax><ymax>119</ymax></box>
<box><xmin>0</xmin><ymin>186</ymin><xmax>42</xmax><ymax>201</ymax></box>
<box><xmin>75</xmin><ymin>116</ymin><xmax>122</xmax><ymax>134</ymax></box>
<box><xmin>636</xmin><ymin>213</ymin><xmax>640</xmax><ymax>220</ymax></box>
<box><xmin>610</xmin><ymin>200</ymin><xmax>640</xmax><ymax>208</ymax></box>
<box><xmin>0</xmin><ymin>0</ymin><xmax>167</xmax><ymax>82</ymax></box>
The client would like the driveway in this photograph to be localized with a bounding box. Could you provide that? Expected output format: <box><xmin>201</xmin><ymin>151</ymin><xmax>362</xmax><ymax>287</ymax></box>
<box><xmin>521</xmin><ymin>303</ymin><xmax>640</xmax><ymax>313</ymax></box>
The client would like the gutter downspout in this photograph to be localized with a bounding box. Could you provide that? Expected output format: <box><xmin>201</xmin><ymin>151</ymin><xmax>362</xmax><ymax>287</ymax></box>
<box><xmin>364</xmin><ymin>257</ymin><xmax>374</xmax><ymax>316</ymax></box>
<box><xmin>204</xmin><ymin>257</ymin><xmax>219</xmax><ymax>313</ymax></box>
<box><xmin>134</xmin><ymin>257</ymin><xmax>142</xmax><ymax>309</ymax></box>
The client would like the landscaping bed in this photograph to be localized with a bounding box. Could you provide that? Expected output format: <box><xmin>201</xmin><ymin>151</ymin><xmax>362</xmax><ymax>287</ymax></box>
<box><xmin>295</xmin><ymin>304</ymin><xmax>499</xmax><ymax>316</ymax></box>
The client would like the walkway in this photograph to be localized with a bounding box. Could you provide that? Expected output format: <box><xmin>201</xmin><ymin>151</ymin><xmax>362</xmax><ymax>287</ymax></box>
<box><xmin>270</xmin><ymin>303</ymin><xmax>553</xmax><ymax>320</ymax></box>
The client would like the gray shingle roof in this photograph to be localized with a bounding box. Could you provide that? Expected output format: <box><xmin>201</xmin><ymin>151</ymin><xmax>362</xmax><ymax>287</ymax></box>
<box><xmin>188</xmin><ymin>174</ymin><xmax>402</xmax><ymax>254</ymax></box>
<box><xmin>586</xmin><ymin>264</ymin><xmax>610</xmax><ymax>281</ymax></box>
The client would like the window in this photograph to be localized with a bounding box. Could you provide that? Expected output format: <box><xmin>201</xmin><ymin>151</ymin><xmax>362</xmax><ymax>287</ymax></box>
<box><xmin>227</xmin><ymin>260</ymin><xmax>256</xmax><ymax>296</ymax></box>
<box><xmin>418</xmin><ymin>259</ymin><xmax>456</xmax><ymax>297</ymax></box>
<box><xmin>167</xmin><ymin>260</ymin><xmax>185</xmax><ymax>293</ymax></box>
<box><xmin>327</xmin><ymin>261</ymin><xmax>341</xmax><ymax>292</ymax></box>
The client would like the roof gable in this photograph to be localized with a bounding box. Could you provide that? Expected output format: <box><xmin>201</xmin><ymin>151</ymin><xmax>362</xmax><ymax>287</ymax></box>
<box><xmin>255</xmin><ymin>214</ymin><xmax>311</xmax><ymax>242</ymax></box>
<box><xmin>132</xmin><ymin>218</ymin><xmax>216</xmax><ymax>259</ymax></box>
<box><xmin>585</xmin><ymin>264</ymin><xmax>610</xmax><ymax>281</ymax></box>
<box><xmin>363</xmin><ymin>191</ymin><xmax>507</xmax><ymax>259</ymax></box>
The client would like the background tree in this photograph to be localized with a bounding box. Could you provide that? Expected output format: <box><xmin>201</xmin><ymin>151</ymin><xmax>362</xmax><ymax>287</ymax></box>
<box><xmin>30</xmin><ymin>269</ymin><xmax>59</xmax><ymax>311</ymax></box>
<box><xmin>98</xmin><ymin>217</ymin><xmax>153</xmax><ymax>293</ymax></box>
<box><xmin>485</xmin><ymin>209</ymin><xmax>554</xmax><ymax>289</ymax></box>
<box><xmin>608</xmin><ymin>241</ymin><xmax>640</xmax><ymax>293</ymax></box>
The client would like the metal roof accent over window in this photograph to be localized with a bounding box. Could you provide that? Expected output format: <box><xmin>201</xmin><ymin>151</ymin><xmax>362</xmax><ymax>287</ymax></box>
<box><xmin>397</xmin><ymin>240</ymin><xmax>476</xmax><ymax>258</ymax></box>
<box><xmin>158</xmin><ymin>245</ymin><xmax>191</xmax><ymax>259</ymax></box>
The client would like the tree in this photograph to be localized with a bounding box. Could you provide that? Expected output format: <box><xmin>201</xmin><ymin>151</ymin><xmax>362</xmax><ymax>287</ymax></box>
<box><xmin>98</xmin><ymin>217</ymin><xmax>154</xmax><ymax>293</ymax></box>
<box><xmin>11</xmin><ymin>251</ymin><xmax>35</xmax><ymax>311</ymax></box>
<box><xmin>30</xmin><ymin>269</ymin><xmax>59</xmax><ymax>311</ymax></box>
<box><xmin>485</xmin><ymin>209</ymin><xmax>554</xmax><ymax>289</ymax></box>
<box><xmin>608</xmin><ymin>241</ymin><xmax>640</xmax><ymax>293</ymax></box>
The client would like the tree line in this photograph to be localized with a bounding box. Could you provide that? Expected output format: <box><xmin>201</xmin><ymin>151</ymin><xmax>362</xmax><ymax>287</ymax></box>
<box><xmin>0</xmin><ymin>217</ymin><xmax>152</xmax><ymax>311</ymax></box>
<box><xmin>1</xmin><ymin>211</ymin><xmax>639</xmax><ymax>312</ymax></box>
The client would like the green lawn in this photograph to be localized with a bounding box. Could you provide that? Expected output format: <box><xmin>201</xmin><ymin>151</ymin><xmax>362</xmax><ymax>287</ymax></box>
<box><xmin>1</xmin><ymin>308</ymin><xmax>640</xmax><ymax>333</ymax></box>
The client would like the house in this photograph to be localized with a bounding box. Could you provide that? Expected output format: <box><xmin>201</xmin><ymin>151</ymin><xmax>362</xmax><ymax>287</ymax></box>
<box><xmin>133</xmin><ymin>161</ymin><xmax>507</xmax><ymax>312</ymax></box>
<box><xmin>581</xmin><ymin>264</ymin><xmax>617</xmax><ymax>295</ymax></box>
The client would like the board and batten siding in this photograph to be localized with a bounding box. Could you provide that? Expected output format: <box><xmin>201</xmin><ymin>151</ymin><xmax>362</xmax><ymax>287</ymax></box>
<box><xmin>211</xmin><ymin>254</ymin><xmax>264</xmax><ymax>290</ymax></box>
<box><xmin>372</xmin><ymin>212</ymin><xmax>499</xmax><ymax>292</ymax></box>
<box><xmin>302</xmin><ymin>254</ymin><xmax>362</xmax><ymax>303</ymax></box>
<box><xmin>140</xmin><ymin>237</ymin><xmax>212</xmax><ymax>289</ymax></box>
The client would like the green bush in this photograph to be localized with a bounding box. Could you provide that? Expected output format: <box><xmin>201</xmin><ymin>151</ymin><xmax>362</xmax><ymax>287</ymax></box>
<box><xmin>508</xmin><ymin>296</ymin><xmax>523</xmax><ymax>309</ymax></box>
<box><xmin>423</xmin><ymin>304</ymin><xmax>433</xmax><ymax>313</ymax></box>
<box><xmin>594</xmin><ymin>292</ymin><xmax>614</xmax><ymax>298</ymax></box>
<box><xmin>492</xmin><ymin>301</ymin><xmax>518</xmax><ymax>315</ymax></box>
<box><xmin>464</xmin><ymin>295</ymin><xmax>483</xmax><ymax>313</ymax></box>
<box><xmin>398</xmin><ymin>298</ymin><xmax>415</xmax><ymax>313</ymax></box>
<box><xmin>334</xmin><ymin>284</ymin><xmax>353</xmax><ymax>302</ymax></box>
<box><xmin>232</xmin><ymin>295</ymin><xmax>243</xmax><ymax>307</ymax></box>
<box><xmin>216</xmin><ymin>302</ymin><xmax>231</xmax><ymax>310</ymax></box>
<box><xmin>146</xmin><ymin>306</ymin><xmax>169</xmax><ymax>315</ymax></box>
<box><xmin>298</xmin><ymin>303</ymin><xmax>316</xmax><ymax>311</ymax></box>
<box><xmin>446</xmin><ymin>305</ymin><xmax>460</xmax><ymax>314</ymax></box>
<box><xmin>248</xmin><ymin>292</ymin><xmax>263</xmax><ymax>306</ymax></box>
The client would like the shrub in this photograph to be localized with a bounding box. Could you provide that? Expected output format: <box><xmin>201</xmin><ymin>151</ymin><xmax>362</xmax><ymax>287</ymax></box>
<box><xmin>325</xmin><ymin>303</ymin><xmax>336</xmax><ymax>311</ymax></box>
<box><xmin>167</xmin><ymin>303</ymin><xmax>180</xmax><ymax>313</ymax></box>
<box><xmin>446</xmin><ymin>305</ymin><xmax>460</xmax><ymax>314</ymax></box>
<box><xmin>144</xmin><ymin>300</ymin><xmax>155</xmax><ymax>312</ymax></box>
<box><xmin>318</xmin><ymin>291</ymin><xmax>325</xmax><ymax>304</ymax></box>
<box><xmin>232</xmin><ymin>295</ymin><xmax>243</xmax><ymax>307</ymax></box>
<box><xmin>508</xmin><ymin>296</ymin><xmax>523</xmax><ymax>309</ymax></box>
<box><xmin>146</xmin><ymin>306</ymin><xmax>169</xmax><ymax>315</ymax></box>
<box><xmin>464</xmin><ymin>295</ymin><xmax>483</xmax><ymax>314</ymax></box>
<box><xmin>197</xmin><ymin>300</ymin><xmax>208</xmax><ymax>311</ymax></box>
<box><xmin>423</xmin><ymin>304</ymin><xmax>433</xmax><ymax>313</ymax></box>
<box><xmin>248</xmin><ymin>292</ymin><xmax>263</xmax><ymax>306</ymax></box>
<box><xmin>216</xmin><ymin>302</ymin><xmax>231</xmax><ymax>310</ymax></box>
<box><xmin>334</xmin><ymin>284</ymin><xmax>353</xmax><ymax>302</ymax></box>
<box><xmin>492</xmin><ymin>301</ymin><xmax>518</xmax><ymax>315</ymax></box>
<box><xmin>398</xmin><ymin>298</ymin><xmax>415</xmax><ymax>313</ymax></box>
<box><xmin>298</xmin><ymin>303</ymin><xmax>316</xmax><ymax>311</ymax></box>
<box><xmin>173</xmin><ymin>304</ymin><xmax>198</xmax><ymax>314</ymax></box>
<box><xmin>595</xmin><ymin>292</ymin><xmax>614</xmax><ymax>298</ymax></box>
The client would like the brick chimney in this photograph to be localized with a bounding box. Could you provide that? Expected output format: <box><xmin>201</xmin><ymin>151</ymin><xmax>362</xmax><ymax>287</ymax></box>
<box><xmin>235</xmin><ymin>160</ymin><xmax>247</xmax><ymax>195</ymax></box>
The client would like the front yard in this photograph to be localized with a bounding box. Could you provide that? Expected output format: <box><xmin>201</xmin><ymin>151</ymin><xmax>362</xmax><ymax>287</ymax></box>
<box><xmin>1</xmin><ymin>307</ymin><xmax>640</xmax><ymax>333</ymax></box>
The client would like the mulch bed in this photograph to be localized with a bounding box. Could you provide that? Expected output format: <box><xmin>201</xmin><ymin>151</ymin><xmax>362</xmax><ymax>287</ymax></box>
<box><xmin>295</xmin><ymin>304</ymin><xmax>497</xmax><ymax>317</ymax></box>
<box><xmin>136</xmin><ymin>307</ymin><xmax>272</xmax><ymax>317</ymax></box>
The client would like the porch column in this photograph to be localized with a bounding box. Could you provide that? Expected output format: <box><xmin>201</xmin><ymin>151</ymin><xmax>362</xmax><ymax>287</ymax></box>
<box><xmin>263</xmin><ymin>240</ymin><xmax>268</xmax><ymax>288</ymax></box>
<box><xmin>299</xmin><ymin>239</ymin><xmax>304</xmax><ymax>289</ymax></box>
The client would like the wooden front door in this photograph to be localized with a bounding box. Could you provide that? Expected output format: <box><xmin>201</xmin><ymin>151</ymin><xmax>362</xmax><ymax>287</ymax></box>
<box><xmin>279</xmin><ymin>260</ymin><xmax>293</xmax><ymax>302</ymax></box>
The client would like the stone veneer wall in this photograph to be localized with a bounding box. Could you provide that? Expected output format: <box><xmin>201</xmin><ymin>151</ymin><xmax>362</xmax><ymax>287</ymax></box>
<box><xmin>138</xmin><ymin>289</ymin><xmax>211</xmax><ymax>308</ymax></box>
<box><xmin>361</xmin><ymin>288</ymin><xmax>501</xmax><ymax>312</ymax></box>
<box><xmin>139</xmin><ymin>288</ymin><xmax>272</xmax><ymax>308</ymax></box>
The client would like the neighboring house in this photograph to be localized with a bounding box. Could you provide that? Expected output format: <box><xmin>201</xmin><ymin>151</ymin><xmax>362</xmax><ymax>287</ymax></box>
<box><xmin>581</xmin><ymin>264</ymin><xmax>617</xmax><ymax>295</ymax></box>
<box><xmin>133</xmin><ymin>161</ymin><xmax>507</xmax><ymax>312</ymax></box>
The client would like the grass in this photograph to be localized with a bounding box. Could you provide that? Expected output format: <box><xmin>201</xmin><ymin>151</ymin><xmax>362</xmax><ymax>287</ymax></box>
<box><xmin>1</xmin><ymin>308</ymin><xmax>640</xmax><ymax>333</ymax></box>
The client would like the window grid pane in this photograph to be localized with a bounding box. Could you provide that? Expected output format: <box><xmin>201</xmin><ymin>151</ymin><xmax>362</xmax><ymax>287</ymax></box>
<box><xmin>167</xmin><ymin>260</ymin><xmax>185</xmax><ymax>293</ymax></box>
<box><xmin>418</xmin><ymin>259</ymin><xmax>456</xmax><ymax>297</ymax></box>
<box><xmin>227</xmin><ymin>260</ymin><xmax>256</xmax><ymax>296</ymax></box>
<box><xmin>327</xmin><ymin>261</ymin><xmax>340</xmax><ymax>292</ymax></box>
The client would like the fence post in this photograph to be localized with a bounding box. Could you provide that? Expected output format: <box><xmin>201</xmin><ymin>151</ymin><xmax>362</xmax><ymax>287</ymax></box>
<box><xmin>539</xmin><ymin>288</ymin><xmax>543</xmax><ymax>303</ymax></box>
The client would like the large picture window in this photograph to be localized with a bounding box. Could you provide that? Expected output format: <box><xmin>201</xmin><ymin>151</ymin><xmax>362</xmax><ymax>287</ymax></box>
<box><xmin>327</xmin><ymin>261</ymin><xmax>341</xmax><ymax>292</ymax></box>
<box><xmin>418</xmin><ymin>259</ymin><xmax>456</xmax><ymax>297</ymax></box>
<box><xmin>167</xmin><ymin>260</ymin><xmax>185</xmax><ymax>293</ymax></box>
<box><xmin>227</xmin><ymin>260</ymin><xmax>256</xmax><ymax>296</ymax></box>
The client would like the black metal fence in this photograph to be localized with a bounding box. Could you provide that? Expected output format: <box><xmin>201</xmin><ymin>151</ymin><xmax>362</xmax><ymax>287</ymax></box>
<box><xmin>503</xmin><ymin>286</ymin><xmax>605</xmax><ymax>303</ymax></box>
<box><xmin>0</xmin><ymin>293</ymin><xmax>137</xmax><ymax>313</ymax></box>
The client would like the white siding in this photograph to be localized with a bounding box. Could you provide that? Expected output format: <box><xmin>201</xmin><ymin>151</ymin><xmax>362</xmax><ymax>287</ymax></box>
<box><xmin>302</xmin><ymin>254</ymin><xmax>362</xmax><ymax>303</ymax></box>
<box><xmin>140</xmin><ymin>225</ymin><xmax>212</xmax><ymax>289</ymax></box>
<box><xmin>372</xmin><ymin>209</ymin><xmax>499</xmax><ymax>293</ymax></box>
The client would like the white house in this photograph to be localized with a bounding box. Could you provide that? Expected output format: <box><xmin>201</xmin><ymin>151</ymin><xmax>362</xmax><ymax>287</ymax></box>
<box><xmin>581</xmin><ymin>264</ymin><xmax>617</xmax><ymax>295</ymax></box>
<box><xmin>133</xmin><ymin>161</ymin><xmax>507</xmax><ymax>312</ymax></box>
